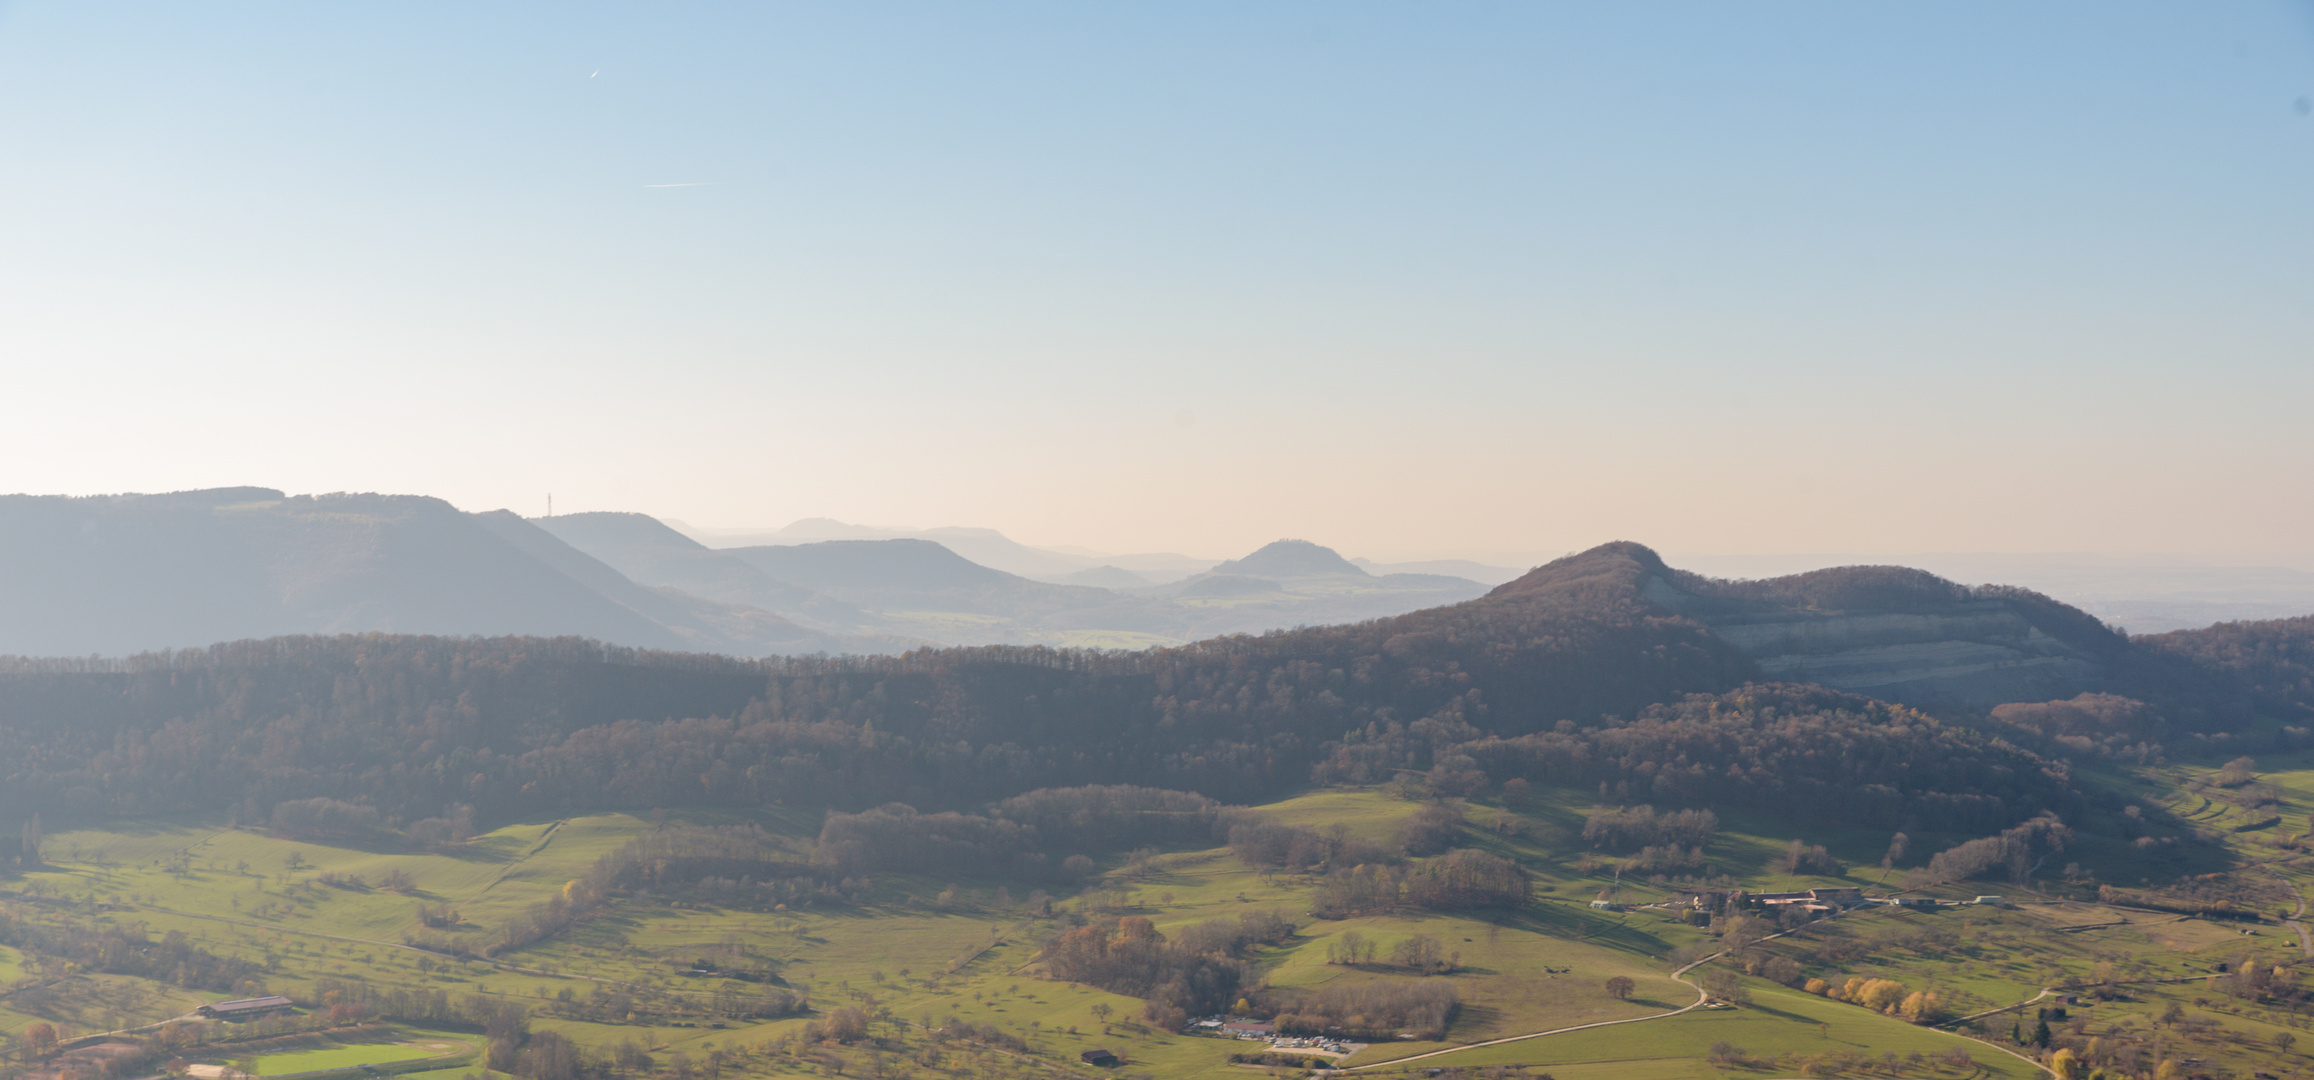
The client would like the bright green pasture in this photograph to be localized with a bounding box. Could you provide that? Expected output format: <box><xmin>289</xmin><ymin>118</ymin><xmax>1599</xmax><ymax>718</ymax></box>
<box><xmin>253</xmin><ymin>1041</ymin><xmax>449</xmax><ymax>1075</ymax></box>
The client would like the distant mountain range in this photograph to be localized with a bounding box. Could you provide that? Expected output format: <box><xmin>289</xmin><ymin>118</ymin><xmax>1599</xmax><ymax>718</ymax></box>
<box><xmin>0</xmin><ymin>488</ymin><xmax>888</xmax><ymax>657</ymax></box>
<box><xmin>0</xmin><ymin>489</ymin><xmax>1491</xmax><ymax>657</ymax></box>
<box><xmin>666</xmin><ymin>517</ymin><xmax>1536</xmax><ymax>587</ymax></box>
<box><xmin>536</xmin><ymin>515</ymin><xmax>1491</xmax><ymax>648</ymax></box>
<box><xmin>7</xmin><ymin>488</ymin><xmax>2305</xmax><ymax>662</ymax></box>
<box><xmin>665</xmin><ymin>517</ymin><xmax>1221</xmax><ymax>583</ymax></box>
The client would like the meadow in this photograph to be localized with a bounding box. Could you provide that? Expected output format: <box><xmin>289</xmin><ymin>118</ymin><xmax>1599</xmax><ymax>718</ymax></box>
<box><xmin>250</xmin><ymin>1039</ymin><xmax>457</xmax><ymax>1076</ymax></box>
<box><xmin>8</xmin><ymin>759</ymin><xmax>2314</xmax><ymax>1080</ymax></box>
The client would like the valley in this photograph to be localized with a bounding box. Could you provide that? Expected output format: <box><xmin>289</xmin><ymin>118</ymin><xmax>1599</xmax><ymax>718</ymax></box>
<box><xmin>9</xmin><ymin>759</ymin><xmax>2314</xmax><ymax>1080</ymax></box>
<box><xmin>1</xmin><ymin>542</ymin><xmax>2311</xmax><ymax>1080</ymax></box>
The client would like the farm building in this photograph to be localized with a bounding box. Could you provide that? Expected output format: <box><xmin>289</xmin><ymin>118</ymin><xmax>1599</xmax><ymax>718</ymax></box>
<box><xmin>196</xmin><ymin>995</ymin><xmax>295</xmax><ymax>1021</ymax></box>
<box><xmin>1079</xmin><ymin>1049</ymin><xmax>1119</xmax><ymax>1067</ymax></box>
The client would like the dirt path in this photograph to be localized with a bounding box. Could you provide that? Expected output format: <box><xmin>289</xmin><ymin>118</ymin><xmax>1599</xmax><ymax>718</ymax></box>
<box><xmin>1334</xmin><ymin>915</ymin><xmax>2052</xmax><ymax>1079</ymax></box>
<box><xmin>1948</xmin><ymin>988</ymin><xmax>2056</xmax><ymax>1027</ymax></box>
<box><xmin>1335</xmin><ymin>948</ymin><xmax>1716</xmax><ymax>1072</ymax></box>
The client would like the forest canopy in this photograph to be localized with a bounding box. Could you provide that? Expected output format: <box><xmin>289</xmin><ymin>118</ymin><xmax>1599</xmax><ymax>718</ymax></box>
<box><xmin>0</xmin><ymin>543</ymin><xmax>2302</xmax><ymax>844</ymax></box>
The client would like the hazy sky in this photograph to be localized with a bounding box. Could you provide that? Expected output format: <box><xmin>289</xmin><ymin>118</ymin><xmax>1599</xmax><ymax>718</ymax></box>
<box><xmin>3</xmin><ymin>3</ymin><xmax>2310</xmax><ymax>564</ymax></box>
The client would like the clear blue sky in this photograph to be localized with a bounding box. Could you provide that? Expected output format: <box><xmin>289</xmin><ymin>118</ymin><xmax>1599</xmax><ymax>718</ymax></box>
<box><xmin>3</xmin><ymin>2</ymin><xmax>2310</xmax><ymax>563</ymax></box>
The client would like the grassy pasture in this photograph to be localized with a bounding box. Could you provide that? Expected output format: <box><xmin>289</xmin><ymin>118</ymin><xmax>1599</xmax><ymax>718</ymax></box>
<box><xmin>13</xmin><ymin>767</ymin><xmax>2314</xmax><ymax>1079</ymax></box>
<box><xmin>1372</xmin><ymin>978</ymin><xmax>2040</xmax><ymax>1079</ymax></box>
<box><xmin>252</xmin><ymin>1039</ymin><xmax>455</xmax><ymax>1076</ymax></box>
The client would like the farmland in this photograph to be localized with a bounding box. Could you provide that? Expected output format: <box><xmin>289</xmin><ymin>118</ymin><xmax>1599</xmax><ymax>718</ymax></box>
<box><xmin>3</xmin><ymin>746</ymin><xmax>2314</xmax><ymax>1080</ymax></box>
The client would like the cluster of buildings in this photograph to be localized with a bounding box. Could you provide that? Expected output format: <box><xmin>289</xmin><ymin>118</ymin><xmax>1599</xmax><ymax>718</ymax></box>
<box><xmin>1188</xmin><ymin>1016</ymin><xmax>1356</xmax><ymax>1056</ymax></box>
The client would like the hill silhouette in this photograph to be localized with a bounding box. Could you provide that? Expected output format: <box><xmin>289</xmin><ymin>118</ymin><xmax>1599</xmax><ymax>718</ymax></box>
<box><xmin>543</xmin><ymin>526</ymin><xmax>1488</xmax><ymax>646</ymax></box>
<box><xmin>0</xmin><ymin>489</ymin><xmax>874</xmax><ymax>658</ymax></box>
<box><xmin>1210</xmin><ymin>539</ymin><xmax>1368</xmax><ymax>579</ymax></box>
<box><xmin>0</xmin><ymin>489</ymin><xmax>683</xmax><ymax>655</ymax></box>
<box><xmin>727</xmin><ymin>538</ymin><xmax>1014</xmax><ymax>593</ymax></box>
<box><xmin>530</xmin><ymin>511</ymin><xmax>819</xmax><ymax>611</ymax></box>
<box><xmin>470</xmin><ymin>512</ymin><xmax>866</xmax><ymax>656</ymax></box>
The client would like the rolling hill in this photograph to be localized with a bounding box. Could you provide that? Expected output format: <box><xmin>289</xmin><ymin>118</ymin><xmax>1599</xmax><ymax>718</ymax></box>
<box><xmin>546</xmin><ymin>522</ymin><xmax>1495</xmax><ymax>647</ymax></box>
<box><xmin>4</xmin><ymin>539</ymin><xmax>2310</xmax><ymax>1080</ymax></box>
<box><xmin>6</xmin><ymin>539</ymin><xmax>2260</xmax><ymax>828</ymax></box>
<box><xmin>0</xmin><ymin>489</ymin><xmax>875</xmax><ymax>658</ymax></box>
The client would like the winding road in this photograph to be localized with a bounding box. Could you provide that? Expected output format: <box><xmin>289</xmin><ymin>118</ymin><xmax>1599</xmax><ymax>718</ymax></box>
<box><xmin>2262</xmin><ymin>864</ymin><xmax>2313</xmax><ymax>958</ymax></box>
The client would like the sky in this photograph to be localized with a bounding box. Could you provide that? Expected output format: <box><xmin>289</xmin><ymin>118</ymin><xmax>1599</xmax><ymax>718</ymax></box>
<box><xmin>2</xmin><ymin>2</ymin><xmax>2310</xmax><ymax>565</ymax></box>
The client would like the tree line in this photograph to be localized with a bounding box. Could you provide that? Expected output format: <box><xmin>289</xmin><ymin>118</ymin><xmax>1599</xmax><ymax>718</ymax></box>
<box><xmin>1307</xmin><ymin>850</ymin><xmax>1530</xmax><ymax>918</ymax></box>
<box><xmin>1264</xmin><ymin>979</ymin><xmax>1458</xmax><ymax>1041</ymax></box>
<box><xmin>1038</xmin><ymin>912</ymin><xmax>1295</xmax><ymax>1028</ymax></box>
<box><xmin>0</xmin><ymin>912</ymin><xmax>264</xmax><ymax>994</ymax></box>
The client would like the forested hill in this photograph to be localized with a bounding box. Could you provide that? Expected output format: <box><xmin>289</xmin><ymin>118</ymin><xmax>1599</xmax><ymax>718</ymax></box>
<box><xmin>0</xmin><ymin>542</ymin><xmax>2298</xmax><ymax>848</ymax></box>
<box><xmin>0</xmin><ymin>542</ymin><xmax>1747</xmax><ymax>827</ymax></box>
<box><xmin>1551</xmin><ymin>542</ymin><xmax>2129</xmax><ymax>708</ymax></box>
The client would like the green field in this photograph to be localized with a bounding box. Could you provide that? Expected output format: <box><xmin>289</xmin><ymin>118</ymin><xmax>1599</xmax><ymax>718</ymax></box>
<box><xmin>10</xmin><ymin>758</ymin><xmax>2314</xmax><ymax>1080</ymax></box>
<box><xmin>255</xmin><ymin>1041</ymin><xmax>454</xmax><ymax>1076</ymax></box>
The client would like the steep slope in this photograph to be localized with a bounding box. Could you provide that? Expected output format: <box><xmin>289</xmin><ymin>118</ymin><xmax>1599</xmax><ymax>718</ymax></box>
<box><xmin>0</xmin><ymin>489</ymin><xmax>693</xmax><ymax>655</ymax></box>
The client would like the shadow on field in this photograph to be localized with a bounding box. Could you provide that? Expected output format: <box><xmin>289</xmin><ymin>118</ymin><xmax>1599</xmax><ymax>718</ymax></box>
<box><xmin>1734</xmin><ymin>999</ymin><xmax>1816</xmax><ymax>1024</ymax></box>
<box><xmin>1490</xmin><ymin>904</ymin><xmax>1675</xmax><ymax>957</ymax></box>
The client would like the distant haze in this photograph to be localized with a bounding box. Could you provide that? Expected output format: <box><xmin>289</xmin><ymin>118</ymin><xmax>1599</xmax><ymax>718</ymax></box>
<box><xmin>1</xmin><ymin>5</ymin><xmax>2309</xmax><ymax>564</ymax></box>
